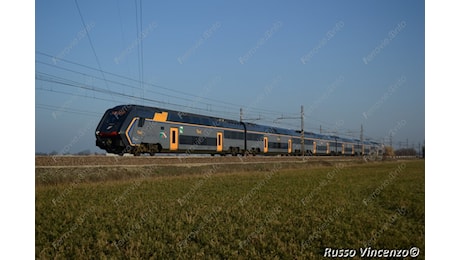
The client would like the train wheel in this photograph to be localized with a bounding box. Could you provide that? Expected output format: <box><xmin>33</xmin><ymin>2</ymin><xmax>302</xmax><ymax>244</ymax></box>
<box><xmin>230</xmin><ymin>147</ymin><xmax>238</xmax><ymax>156</ymax></box>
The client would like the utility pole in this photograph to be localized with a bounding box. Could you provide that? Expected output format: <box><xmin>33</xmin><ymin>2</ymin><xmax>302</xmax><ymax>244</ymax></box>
<box><xmin>301</xmin><ymin>105</ymin><xmax>305</xmax><ymax>157</ymax></box>
<box><xmin>274</xmin><ymin>105</ymin><xmax>304</xmax><ymax>156</ymax></box>
<box><xmin>240</xmin><ymin>107</ymin><xmax>265</xmax><ymax>155</ymax></box>
<box><xmin>240</xmin><ymin>107</ymin><xmax>262</xmax><ymax>122</ymax></box>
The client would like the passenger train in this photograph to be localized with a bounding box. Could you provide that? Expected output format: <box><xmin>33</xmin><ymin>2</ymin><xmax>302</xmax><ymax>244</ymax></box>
<box><xmin>95</xmin><ymin>104</ymin><xmax>383</xmax><ymax>156</ymax></box>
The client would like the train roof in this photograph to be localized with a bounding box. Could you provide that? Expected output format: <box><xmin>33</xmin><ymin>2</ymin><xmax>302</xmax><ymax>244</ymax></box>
<box><xmin>112</xmin><ymin>104</ymin><xmax>382</xmax><ymax>145</ymax></box>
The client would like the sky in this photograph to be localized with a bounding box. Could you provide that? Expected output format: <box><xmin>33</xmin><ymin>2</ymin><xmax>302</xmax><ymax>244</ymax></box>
<box><xmin>35</xmin><ymin>0</ymin><xmax>425</xmax><ymax>154</ymax></box>
<box><xmin>4</xmin><ymin>1</ymin><xmax>460</xmax><ymax>257</ymax></box>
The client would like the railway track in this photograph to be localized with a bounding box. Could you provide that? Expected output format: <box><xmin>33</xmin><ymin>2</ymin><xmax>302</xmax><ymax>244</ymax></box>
<box><xmin>35</xmin><ymin>155</ymin><xmax>359</xmax><ymax>168</ymax></box>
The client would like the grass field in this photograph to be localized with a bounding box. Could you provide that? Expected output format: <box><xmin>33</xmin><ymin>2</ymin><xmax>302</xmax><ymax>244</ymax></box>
<box><xmin>36</xmin><ymin>160</ymin><xmax>424</xmax><ymax>259</ymax></box>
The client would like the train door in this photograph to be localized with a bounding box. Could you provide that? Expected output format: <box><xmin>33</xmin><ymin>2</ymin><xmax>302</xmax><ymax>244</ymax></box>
<box><xmin>170</xmin><ymin>127</ymin><xmax>178</xmax><ymax>151</ymax></box>
<box><xmin>288</xmin><ymin>139</ymin><xmax>292</xmax><ymax>154</ymax></box>
<box><xmin>263</xmin><ymin>137</ymin><xmax>268</xmax><ymax>153</ymax></box>
<box><xmin>326</xmin><ymin>143</ymin><xmax>330</xmax><ymax>154</ymax></box>
<box><xmin>313</xmin><ymin>141</ymin><xmax>317</xmax><ymax>154</ymax></box>
<box><xmin>217</xmin><ymin>132</ymin><xmax>223</xmax><ymax>152</ymax></box>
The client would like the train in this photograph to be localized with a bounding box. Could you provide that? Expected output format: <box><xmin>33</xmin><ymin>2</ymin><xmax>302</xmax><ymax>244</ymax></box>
<box><xmin>95</xmin><ymin>104</ymin><xmax>384</xmax><ymax>156</ymax></box>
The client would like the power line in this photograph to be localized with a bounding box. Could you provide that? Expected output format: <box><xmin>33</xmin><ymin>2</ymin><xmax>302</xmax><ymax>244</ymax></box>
<box><xmin>36</xmin><ymin>61</ymin><xmax>202</xmax><ymax>105</ymax></box>
<box><xmin>37</xmin><ymin>74</ymin><xmax>382</xmax><ymax>142</ymax></box>
<box><xmin>36</xmin><ymin>64</ymin><xmax>377</xmax><ymax>140</ymax></box>
<box><xmin>35</xmin><ymin>72</ymin><xmax>242</xmax><ymax>119</ymax></box>
<box><xmin>140</xmin><ymin>0</ymin><xmax>144</xmax><ymax>103</ymax></box>
<box><xmin>36</xmin><ymin>87</ymin><xmax>129</xmax><ymax>107</ymax></box>
<box><xmin>36</xmin><ymin>103</ymin><xmax>102</xmax><ymax>118</ymax></box>
<box><xmin>37</xmin><ymin>72</ymin><xmax>169</xmax><ymax>105</ymax></box>
<box><xmin>35</xmin><ymin>57</ymin><xmax>372</xmax><ymax>138</ymax></box>
<box><xmin>36</xmin><ymin>51</ymin><xmax>297</xmax><ymax>118</ymax></box>
<box><xmin>115</xmin><ymin>0</ymin><xmax>133</xmax><ymax>78</ymax></box>
<box><xmin>36</xmin><ymin>68</ymin><xmax>244</xmax><ymax>119</ymax></box>
<box><xmin>73</xmin><ymin>0</ymin><xmax>113</xmax><ymax>100</ymax></box>
<box><xmin>135</xmin><ymin>0</ymin><xmax>144</xmax><ymax>104</ymax></box>
<box><xmin>37</xmin><ymin>51</ymin><xmax>230</xmax><ymax>109</ymax></box>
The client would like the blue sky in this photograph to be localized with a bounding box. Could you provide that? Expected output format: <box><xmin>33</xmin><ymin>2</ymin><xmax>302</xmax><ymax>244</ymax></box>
<box><xmin>35</xmin><ymin>0</ymin><xmax>425</xmax><ymax>154</ymax></box>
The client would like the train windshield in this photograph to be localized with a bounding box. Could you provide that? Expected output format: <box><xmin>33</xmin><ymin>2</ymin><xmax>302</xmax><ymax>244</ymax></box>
<box><xmin>98</xmin><ymin>108</ymin><xmax>129</xmax><ymax>132</ymax></box>
<box><xmin>106</xmin><ymin>109</ymin><xmax>127</xmax><ymax>124</ymax></box>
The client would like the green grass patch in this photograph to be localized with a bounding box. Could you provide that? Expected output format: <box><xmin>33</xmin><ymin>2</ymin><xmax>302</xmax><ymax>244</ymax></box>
<box><xmin>36</xmin><ymin>160</ymin><xmax>424</xmax><ymax>259</ymax></box>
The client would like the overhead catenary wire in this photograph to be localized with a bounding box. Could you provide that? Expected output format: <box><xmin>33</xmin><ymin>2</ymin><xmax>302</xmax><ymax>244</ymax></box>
<box><xmin>36</xmin><ymin>104</ymin><xmax>102</xmax><ymax>118</ymax></box>
<box><xmin>35</xmin><ymin>71</ymin><xmax>238</xmax><ymax>118</ymax></box>
<box><xmin>115</xmin><ymin>0</ymin><xmax>134</xmax><ymax>78</ymax></box>
<box><xmin>36</xmin><ymin>69</ymin><xmax>359</xmax><ymax>136</ymax></box>
<box><xmin>36</xmin><ymin>51</ymin><xmax>297</xmax><ymax>119</ymax></box>
<box><xmin>140</xmin><ymin>0</ymin><xmax>144</xmax><ymax>103</ymax></box>
<box><xmin>135</xmin><ymin>0</ymin><xmax>144</xmax><ymax>104</ymax></box>
<box><xmin>73</xmin><ymin>0</ymin><xmax>114</xmax><ymax>101</ymax></box>
<box><xmin>36</xmin><ymin>49</ymin><xmax>365</xmax><ymax>137</ymax></box>
<box><xmin>36</xmin><ymin>60</ymin><xmax>298</xmax><ymax>129</ymax></box>
<box><xmin>36</xmin><ymin>67</ymin><xmax>366</xmax><ymax>139</ymax></box>
<box><xmin>36</xmin><ymin>87</ymin><xmax>131</xmax><ymax>108</ymax></box>
<box><xmin>36</xmin><ymin>71</ymin><xmax>374</xmax><ymax>140</ymax></box>
<box><xmin>35</xmin><ymin>72</ymin><xmax>244</xmax><ymax>119</ymax></box>
<box><xmin>36</xmin><ymin>61</ymin><xmax>203</xmax><ymax>105</ymax></box>
<box><xmin>36</xmin><ymin>52</ymin><xmax>235</xmax><ymax>109</ymax></box>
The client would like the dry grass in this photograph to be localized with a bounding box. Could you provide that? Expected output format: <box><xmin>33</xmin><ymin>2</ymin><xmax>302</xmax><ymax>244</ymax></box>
<box><xmin>36</xmin><ymin>160</ymin><xmax>424</xmax><ymax>259</ymax></box>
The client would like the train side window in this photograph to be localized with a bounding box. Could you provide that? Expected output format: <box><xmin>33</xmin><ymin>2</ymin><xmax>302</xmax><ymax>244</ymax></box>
<box><xmin>138</xmin><ymin>117</ymin><xmax>145</xmax><ymax>127</ymax></box>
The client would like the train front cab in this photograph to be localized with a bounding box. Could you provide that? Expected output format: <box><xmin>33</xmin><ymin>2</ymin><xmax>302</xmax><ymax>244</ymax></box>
<box><xmin>95</xmin><ymin>105</ymin><xmax>132</xmax><ymax>154</ymax></box>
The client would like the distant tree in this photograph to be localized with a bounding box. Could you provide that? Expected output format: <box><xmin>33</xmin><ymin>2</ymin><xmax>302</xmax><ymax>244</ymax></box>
<box><xmin>384</xmin><ymin>146</ymin><xmax>394</xmax><ymax>157</ymax></box>
<box><xmin>49</xmin><ymin>150</ymin><xmax>58</xmax><ymax>156</ymax></box>
<box><xmin>77</xmin><ymin>149</ymin><xmax>91</xmax><ymax>155</ymax></box>
<box><xmin>394</xmin><ymin>148</ymin><xmax>417</xmax><ymax>156</ymax></box>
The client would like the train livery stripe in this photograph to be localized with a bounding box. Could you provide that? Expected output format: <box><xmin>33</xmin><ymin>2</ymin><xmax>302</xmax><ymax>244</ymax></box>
<box><xmin>153</xmin><ymin>112</ymin><xmax>168</xmax><ymax>122</ymax></box>
<box><xmin>125</xmin><ymin>115</ymin><xmax>362</xmax><ymax>151</ymax></box>
<box><xmin>125</xmin><ymin>118</ymin><xmax>139</xmax><ymax>146</ymax></box>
